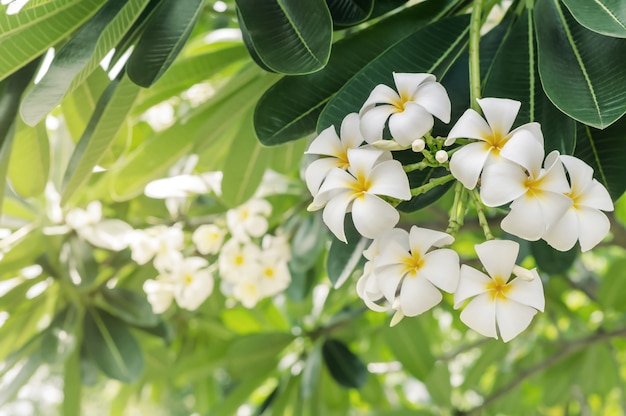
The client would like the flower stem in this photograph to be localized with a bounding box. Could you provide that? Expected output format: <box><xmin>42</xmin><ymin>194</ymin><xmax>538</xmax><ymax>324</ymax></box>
<box><xmin>469</xmin><ymin>0</ymin><xmax>484</xmax><ymax>113</ymax></box>
<box><xmin>470</xmin><ymin>189</ymin><xmax>494</xmax><ymax>240</ymax></box>
<box><xmin>446</xmin><ymin>182</ymin><xmax>467</xmax><ymax>235</ymax></box>
<box><xmin>403</xmin><ymin>161</ymin><xmax>434</xmax><ymax>172</ymax></box>
<box><xmin>410</xmin><ymin>174</ymin><xmax>455</xmax><ymax>196</ymax></box>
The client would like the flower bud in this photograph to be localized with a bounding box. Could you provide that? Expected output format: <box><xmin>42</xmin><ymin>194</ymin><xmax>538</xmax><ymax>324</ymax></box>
<box><xmin>411</xmin><ymin>138</ymin><xmax>425</xmax><ymax>152</ymax></box>
<box><xmin>435</xmin><ymin>150</ymin><xmax>449</xmax><ymax>163</ymax></box>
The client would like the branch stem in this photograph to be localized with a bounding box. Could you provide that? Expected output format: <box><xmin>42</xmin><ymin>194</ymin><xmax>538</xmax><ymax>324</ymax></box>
<box><xmin>410</xmin><ymin>174</ymin><xmax>455</xmax><ymax>196</ymax></box>
<box><xmin>469</xmin><ymin>0</ymin><xmax>484</xmax><ymax>112</ymax></box>
<box><xmin>470</xmin><ymin>189</ymin><xmax>494</xmax><ymax>240</ymax></box>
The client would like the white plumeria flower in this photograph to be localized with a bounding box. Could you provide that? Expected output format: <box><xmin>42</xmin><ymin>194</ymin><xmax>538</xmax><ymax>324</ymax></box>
<box><xmin>481</xmin><ymin>146</ymin><xmax>572</xmax><ymax>241</ymax></box>
<box><xmin>170</xmin><ymin>257</ymin><xmax>215</xmax><ymax>311</ymax></box>
<box><xmin>261</xmin><ymin>233</ymin><xmax>292</xmax><ymax>262</ymax></box>
<box><xmin>233</xmin><ymin>278</ymin><xmax>264</xmax><ymax>308</ymax></box>
<box><xmin>129</xmin><ymin>225</ymin><xmax>184</xmax><ymax>268</ymax></box>
<box><xmin>226</xmin><ymin>198</ymin><xmax>272</xmax><ymax>242</ymax></box>
<box><xmin>447</xmin><ymin>98</ymin><xmax>544</xmax><ymax>189</ymax></box>
<box><xmin>454</xmin><ymin>240</ymin><xmax>544</xmax><ymax>342</ymax></box>
<box><xmin>143</xmin><ymin>279</ymin><xmax>175</xmax><ymax>314</ymax></box>
<box><xmin>218</xmin><ymin>238</ymin><xmax>262</xmax><ymax>282</ymax></box>
<box><xmin>65</xmin><ymin>201</ymin><xmax>133</xmax><ymax>251</ymax></box>
<box><xmin>192</xmin><ymin>224</ymin><xmax>227</xmax><ymax>255</ymax></box>
<box><xmin>543</xmin><ymin>155</ymin><xmax>614</xmax><ymax>252</ymax></box>
<box><xmin>305</xmin><ymin>112</ymin><xmax>364</xmax><ymax>195</ymax></box>
<box><xmin>258</xmin><ymin>257</ymin><xmax>291</xmax><ymax>297</ymax></box>
<box><xmin>373</xmin><ymin>226</ymin><xmax>460</xmax><ymax>322</ymax></box>
<box><xmin>309</xmin><ymin>148</ymin><xmax>411</xmax><ymax>242</ymax></box>
<box><xmin>359</xmin><ymin>73</ymin><xmax>451</xmax><ymax>146</ymax></box>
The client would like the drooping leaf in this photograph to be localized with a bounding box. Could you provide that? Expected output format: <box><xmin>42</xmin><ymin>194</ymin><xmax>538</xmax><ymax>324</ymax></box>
<box><xmin>98</xmin><ymin>287</ymin><xmax>160</xmax><ymax>327</ymax></box>
<box><xmin>530</xmin><ymin>239</ymin><xmax>577</xmax><ymax>275</ymax></box>
<box><xmin>384</xmin><ymin>318</ymin><xmax>434</xmax><ymax>380</ymax></box>
<box><xmin>41</xmin><ymin>306</ymin><xmax>80</xmax><ymax>364</ymax></box>
<box><xmin>325</xmin><ymin>0</ymin><xmax>373</xmax><ymax>26</ymax></box>
<box><xmin>254</xmin><ymin>0</ymin><xmax>460</xmax><ymax>145</ymax></box>
<box><xmin>561</xmin><ymin>0</ymin><xmax>626</xmax><ymax>38</ymax></box>
<box><xmin>235</xmin><ymin>0</ymin><xmax>333</xmax><ymax>74</ymax></box>
<box><xmin>83</xmin><ymin>308</ymin><xmax>144</xmax><ymax>383</ymax></box>
<box><xmin>61</xmin><ymin>73</ymin><xmax>141</xmax><ymax>205</ymax></box>
<box><xmin>20</xmin><ymin>0</ymin><xmax>150</xmax><ymax>126</ymax></box>
<box><xmin>322</xmin><ymin>338</ymin><xmax>368</xmax><ymax>389</ymax></box>
<box><xmin>574</xmin><ymin>119</ymin><xmax>626</xmax><ymax>200</ymax></box>
<box><xmin>535</xmin><ymin>0</ymin><xmax>626</xmax><ymax>129</ymax></box>
<box><xmin>0</xmin><ymin>0</ymin><xmax>106</xmax><ymax>82</ymax></box>
<box><xmin>127</xmin><ymin>0</ymin><xmax>205</xmax><ymax>87</ymax></box>
<box><xmin>7</xmin><ymin>118</ymin><xmax>49</xmax><ymax>198</ymax></box>
<box><xmin>318</xmin><ymin>14</ymin><xmax>471</xmax><ymax>132</ymax></box>
<box><xmin>326</xmin><ymin>215</ymin><xmax>368</xmax><ymax>288</ymax></box>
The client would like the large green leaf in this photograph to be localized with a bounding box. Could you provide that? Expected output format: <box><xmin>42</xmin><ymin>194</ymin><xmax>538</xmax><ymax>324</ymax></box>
<box><xmin>322</xmin><ymin>338</ymin><xmax>368</xmax><ymax>389</ymax></box>
<box><xmin>574</xmin><ymin>119</ymin><xmax>626</xmax><ymax>200</ymax></box>
<box><xmin>61</xmin><ymin>73</ymin><xmax>141</xmax><ymax>205</ymax></box>
<box><xmin>40</xmin><ymin>306</ymin><xmax>80</xmax><ymax>364</ymax></box>
<box><xmin>254</xmin><ymin>0</ymin><xmax>459</xmax><ymax>145</ymax></box>
<box><xmin>83</xmin><ymin>308</ymin><xmax>144</xmax><ymax>383</ymax></box>
<box><xmin>325</xmin><ymin>0</ymin><xmax>373</xmax><ymax>26</ymax></box>
<box><xmin>0</xmin><ymin>0</ymin><xmax>106</xmax><ymax>82</ymax></box>
<box><xmin>383</xmin><ymin>318</ymin><xmax>434</xmax><ymax>380</ymax></box>
<box><xmin>530</xmin><ymin>239</ymin><xmax>577</xmax><ymax>275</ymax></box>
<box><xmin>236</xmin><ymin>0</ymin><xmax>332</xmax><ymax>74</ymax></box>
<box><xmin>599</xmin><ymin>257</ymin><xmax>626</xmax><ymax>312</ymax></box>
<box><xmin>562</xmin><ymin>0</ymin><xmax>626</xmax><ymax>38</ymax></box>
<box><xmin>224</xmin><ymin>332</ymin><xmax>294</xmax><ymax>379</ymax></box>
<box><xmin>7</xmin><ymin>118</ymin><xmax>49</xmax><ymax>198</ymax></box>
<box><xmin>126</xmin><ymin>0</ymin><xmax>204</xmax><ymax>87</ymax></box>
<box><xmin>535</xmin><ymin>0</ymin><xmax>626</xmax><ymax>129</ymax></box>
<box><xmin>483</xmin><ymin>9</ymin><xmax>575</xmax><ymax>154</ymax></box>
<box><xmin>20</xmin><ymin>0</ymin><xmax>150</xmax><ymax>126</ymax></box>
<box><xmin>318</xmin><ymin>14</ymin><xmax>470</xmax><ymax>132</ymax></box>
<box><xmin>98</xmin><ymin>287</ymin><xmax>159</xmax><ymax>327</ymax></box>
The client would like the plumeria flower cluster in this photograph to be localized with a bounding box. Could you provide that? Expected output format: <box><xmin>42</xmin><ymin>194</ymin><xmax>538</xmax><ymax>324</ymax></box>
<box><xmin>304</xmin><ymin>72</ymin><xmax>615</xmax><ymax>342</ymax></box>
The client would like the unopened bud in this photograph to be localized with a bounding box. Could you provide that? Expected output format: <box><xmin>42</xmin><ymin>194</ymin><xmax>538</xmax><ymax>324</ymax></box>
<box><xmin>411</xmin><ymin>138</ymin><xmax>425</xmax><ymax>152</ymax></box>
<box><xmin>390</xmin><ymin>310</ymin><xmax>405</xmax><ymax>327</ymax></box>
<box><xmin>371</xmin><ymin>140</ymin><xmax>406</xmax><ymax>151</ymax></box>
<box><xmin>435</xmin><ymin>150</ymin><xmax>449</xmax><ymax>163</ymax></box>
<box><xmin>513</xmin><ymin>265</ymin><xmax>537</xmax><ymax>281</ymax></box>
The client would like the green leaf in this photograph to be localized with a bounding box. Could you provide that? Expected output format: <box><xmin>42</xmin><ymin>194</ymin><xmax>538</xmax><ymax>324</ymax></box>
<box><xmin>236</xmin><ymin>0</ymin><xmax>332</xmax><ymax>74</ymax></box>
<box><xmin>598</xmin><ymin>256</ymin><xmax>626</xmax><ymax>312</ymax></box>
<box><xmin>127</xmin><ymin>0</ymin><xmax>204</xmax><ymax>87</ymax></box>
<box><xmin>268</xmin><ymin>139</ymin><xmax>307</xmax><ymax>174</ymax></box>
<box><xmin>0</xmin><ymin>0</ymin><xmax>106</xmax><ymax>82</ymax></box>
<box><xmin>462</xmin><ymin>340</ymin><xmax>508</xmax><ymax>388</ymax></box>
<box><xmin>7</xmin><ymin>118</ymin><xmax>49</xmax><ymax>198</ymax></box>
<box><xmin>60</xmin><ymin>237</ymin><xmax>99</xmax><ymax>287</ymax></box>
<box><xmin>394</xmin><ymin>156</ymin><xmax>453</xmax><ymax>213</ymax></box>
<box><xmin>254</xmin><ymin>0</ymin><xmax>458</xmax><ymax>145</ymax></box>
<box><xmin>483</xmin><ymin>9</ymin><xmax>575</xmax><ymax>154</ymax></box>
<box><xmin>0</xmin><ymin>227</ymin><xmax>44</xmax><ymax>273</ymax></box>
<box><xmin>322</xmin><ymin>338</ymin><xmax>368</xmax><ymax>389</ymax></box>
<box><xmin>562</xmin><ymin>0</ymin><xmax>626</xmax><ymax>38</ymax></box>
<box><xmin>530</xmin><ymin>239</ymin><xmax>577</xmax><ymax>275</ymax></box>
<box><xmin>326</xmin><ymin>215</ymin><xmax>368</xmax><ymax>288</ymax></box>
<box><xmin>62</xmin><ymin>345</ymin><xmax>82</xmax><ymax>416</ymax></box>
<box><xmin>220</xmin><ymin>109</ymin><xmax>272</xmax><ymax>207</ymax></box>
<box><xmin>318</xmin><ymin>14</ymin><xmax>470</xmax><ymax>132</ymax></box>
<box><xmin>574</xmin><ymin>119</ymin><xmax>626</xmax><ymax>200</ymax></box>
<box><xmin>384</xmin><ymin>318</ymin><xmax>434</xmax><ymax>380</ymax></box>
<box><xmin>289</xmin><ymin>212</ymin><xmax>327</xmax><ymax>274</ymax></box>
<box><xmin>61</xmin><ymin>73</ymin><xmax>141</xmax><ymax>205</ymax></box>
<box><xmin>224</xmin><ymin>332</ymin><xmax>294</xmax><ymax>379</ymax></box>
<box><xmin>20</xmin><ymin>0</ymin><xmax>150</xmax><ymax>126</ymax></box>
<box><xmin>424</xmin><ymin>363</ymin><xmax>451</xmax><ymax>407</ymax></box>
<box><xmin>98</xmin><ymin>287</ymin><xmax>159</xmax><ymax>327</ymax></box>
<box><xmin>41</xmin><ymin>306</ymin><xmax>80</xmax><ymax>364</ymax></box>
<box><xmin>83</xmin><ymin>308</ymin><xmax>144</xmax><ymax>383</ymax></box>
<box><xmin>325</xmin><ymin>0</ymin><xmax>373</xmax><ymax>26</ymax></box>
<box><xmin>301</xmin><ymin>342</ymin><xmax>323</xmax><ymax>399</ymax></box>
<box><xmin>211</xmin><ymin>365</ymin><xmax>278</xmax><ymax>416</ymax></box>
<box><xmin>0</xmin><ymin>354</ymin><xmax>40</xmax><ymax>405</ymax></box>
<box><xmin>535</xmin><ymin>0</ymin><xmax>626</xmax><ymax>129</ymax></box>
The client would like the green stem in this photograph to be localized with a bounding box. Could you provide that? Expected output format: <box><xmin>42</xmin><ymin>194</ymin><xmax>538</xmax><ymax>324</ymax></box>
<box><xmin>446</xmin><ymin>182</ymin><xmax>467</xmax><ymax>235</ymax></box>
<box><xmin>404</xmin><ymin>161</ymin><xmax>435</xmax><ymax>172</ymax></box>
<box><xmin>469</xmin><ymin>0</ymin><xmax>484</xmax><ymax>112</ymax></box>
<box><xmin>410</xmin><ymin>174</ymin><xmax>455</xmax><ymax>196</ymax></box>
<box><xmin>470</xmin><ymin>189</ymin><xmax>494</xmax><ymax>240</ymax></box>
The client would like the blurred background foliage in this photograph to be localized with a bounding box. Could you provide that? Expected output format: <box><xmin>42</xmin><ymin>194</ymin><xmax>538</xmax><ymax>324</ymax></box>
<box><xmin>1</xmin><ymin>0</ymin><xmax>626</xmax><ymax>414</ymax></box>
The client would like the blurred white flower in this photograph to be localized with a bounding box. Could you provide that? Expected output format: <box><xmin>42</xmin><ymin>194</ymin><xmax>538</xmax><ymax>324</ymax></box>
<box><xmin>360</xmin><ymin>73</ymin><xmax>451</xmax><ymax>146</ymax></box>
<box><xmin>226</xmin><ymin>198</ymin><xmax>272</xmax><ymax>241</ymax></box>
<box><xmin>144</xmin><ymin>171</ymin><xmax>223</xmax><ymax>199</ymax></box>
<box><xmin>143</xmin><ymin>279</ymin><xmax>175</xmax><ymax>314</ymax></box>
<box><xmin>373</xmin><ymin>226</ymin><xmax>459</xmax><ymax>322</ymax></box>
<box><xmin>309</xmin><ymin>148</ymin><xmax>410</xmax><ymax>242</ymax></box>
<box><xmin>65</xmin><ymin>201</ymin><xmax>133</xmax><ymax>251</ymax></box>
<box><xmin>233</xmin><ymin>278</ymin><xmax>263</xmax><ymax>308</ymax></box>
<box><xmin>304</xmin><ymin>112</ymin><xmax>365</xmax><ymax>195</ymax></box>
<box><xmin>258</xmin><ymin>257</ymin><xmax>291</xmax><ymax>297</ymax></box>
<box><xmin>218</xmin><ymin>238</ymin><xmax>262</xmax><ymax>282</ymax></box>
<box><xmin>129</xmin><ymin>225</ymin><xmax>184</xmax><ymax>268</ymax></box>
<box><xmin>170</xmin><ymin>257</ymin><xmax>214</xmax><ymax>311</ymax></box>
<box><xmin>192</xmin><ymin>224</ymin><xmax>227</xmax><ymax>255</ymax></box>
<box><xmin>543</xmin><ymin>155</ymin><xmax>614</xmax><ymax>252</ymax></box>
<box><xmin>448</xmin><ymin>98</ymin><xmax>543</xmax><ymax>189</ymax></box>
<box><xmin>261</xmin><ymin>232</ymin><xmax>292</xmax><ymax>262</ymax></box>
<box><xmin>454</xmin><ymin>240</ymin><xmax>544</xmax><ymax>342</ymax></box>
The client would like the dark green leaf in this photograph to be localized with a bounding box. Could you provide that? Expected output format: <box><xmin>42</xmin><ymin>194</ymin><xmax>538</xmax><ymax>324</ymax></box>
<box><xmin>530</xmin><ymin>239</ymin><xmax>577</xmax><ymax>275</ymax></box>
<box><xmin>98</xmin><ymin>287</ymin><xmax>159</xmax><ymax>327</ymax></box>
<box><xmin>41</xmin><ymin>306</ymin><xmax>80</xmax><ymax>363</ymax></box>
<box><xmin>127</xmin><ymin>0</ymin><xmax>204</xmax><ymax>87</ymax></box>
<box><xmin>325</xmin><ymin>0</ymin><xmax>373</xmax><ymax>26</ymax></box>
<box><xmin>326</xmin><ymin>215</ymin><xmax>368</xmax><ymax>288</ymax></box>
<box><xmin>322</xmin><ymin>338</ymin><xmax>368</xmax><ymax>389</ymax></box>
<box><xmin>535</xmin><ymin>0</ymin><xmax>626</xmax><ymax>129</ymax></box>
<box><xmin>235</xmin><ymin>0</ymin><xmax>332</xmax><ymax>74</ymax></box>
<box><xmin>254</xmin><ymin>0</ymin><xmax>459</xmax><ymax>145</ymax></box>
<box><xmin>395</xmin><ymin>161</ymin><xmax>453</xmax><ymax>213</ymax></box>
<box><xmin>237</xmin><ymin>9</ymin><xmax>276</xmax><ymax>74</ymax></box>
<box><xmin>562</xmin><ymin>0</ymin><xmax>626</xmax><ymax>38</ymax></box>
<box><xmin>574</xmin><ymin>119</ymin><xmax>626</xmax><ymax>200</ymax></box>
<box><xmin>384</xmin><ymin>318</ymin><xmax>434</xmax><ymax>380</ymax></box>
<box><xmin>83</xmin><ymin>308</ymin><xmax>144</xmax><ymax>383</ymax></box>
<box><xmin>598</xmin><ymin>257</ymin><xmax>626</xmax><ymax>312</ymax></box>
<box><xmin>318</xmin><ymin>14</ymin><xmax>470</xmax><ymax>132</ymax></box>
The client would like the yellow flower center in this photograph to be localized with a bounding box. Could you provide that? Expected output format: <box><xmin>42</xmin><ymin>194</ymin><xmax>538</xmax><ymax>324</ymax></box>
<box><xmin>184</xmin><ymin>274</ymin><xmax>193</xmax><ymax>285</ymax></box>
<box><xmin>350</xmin><ymin>172</ymin><xmax>372</xmax><ymax>199</ymax></box>
<box><xmin>486</xmin><ymin>276</ymin><xmax>511</xmax><ymax>301</ymax></box>
<box><xmin>524</xmin><ymin>175</ymin><xmax>545</xmax><ymax>196</ymax></box>
<box><xmin>486</xmin><ymin>132</ymin><xmax>509</xmax><ymax>155</ymax></box>
<box><xmin>401</xmin><ymin>251</ymin><xmax>425</xmax><ymax>278</ymax></box>
<box><xmin>263</xmin><ymin>267</ymin><xmax>275</xmax><ymax>279</ymax></box>
<box><xmin>234</xmin><ymin>254</ymin><xmax>244</xmax><ymax>266</ymax></box>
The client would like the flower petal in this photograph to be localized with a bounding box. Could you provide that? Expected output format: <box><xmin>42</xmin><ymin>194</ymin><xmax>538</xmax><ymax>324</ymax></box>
<box><xmin>477</xmin><ymin>97</ymin><xmax>520</xmax><ymax>138</ymax></box>
<box><xmin>360</xmin><ymin>84</ymin><xmax>402</xmax><ymax>113</ymax></box>
<box><xmin>508</xmin><ymin>122</ymin><xmax>544</xmax><ymax>146</ymax></box>
<box><xmin>480</xmin><ymin>161</ymin><xmax>528</xmax><ymax>207</ymax></box>
<box><xmin>359</xmin><ymin>105</ymin><xmax>396</xmax><ymax>143</ymax></box>
<box><xmin>305</xmin><ymin>157</ymin><xmax>343</xmax><ymax>195</ymax></box>
<box><xmin>352</xmin><ymin>194</ymin><xmax>399</xmax><ymax>239</ymax></box>
<box><xmin>499</xmin><ymin>132</ymin><xmax>545</xmax><ymax>177</ymax></box>
<box><xmin>413</xmin><ymin>80</ymin><xmax>451</xmax><ymax>123</ymax></box>
<box><xmin>537</xmin><ymin>153</ymin><xmax>570</xmax><ymax>194</ymax></box>
<box><xmin>560</xmin><ymin>155</ymin><xmax>592</xmax><ymax>194</ymax></box>
<box><xmin>501</xmin><ymin>196</ymin><xmax>546</xmax><ymax>241</ymax></box>
<box><xmin>399</xmin><ymin>275</ymin><xmax>442</xmax><ymax>316</ymax></box>
<box><xmin>421</xmin><ymin>248</ymin><xmax>459</xmax><ymax>293</ymax></box>
<box><xmin>543</xmin><ymin>207</ymin><xmax>580</xmax><ymax>252</ymax></box>
<box><xmin>578</xmin><ymin>180</ymin><xmax>614</xmax><ymax>211</ymax></box>
<box><xmin>460</xmin><ymin>293</ymin><xmax>498</xmax><ymax>339</ymax></box>
<box><xmin>446</xmin><ymin>109</ymin><xmax>492</xmax><ymax>142</ymax></box>
<box><xmin>536</xmin><ymin>191</ymin><xmax>574</xmax><ymax>230</ymax></box>
<box><xmin>322</xmin><ymin>190</ymin><xmax>353</xmax><ymax>242</ymax></box>
<box><xmin>306</xmin><ymin>125</ymin><xmax>342</xmax><ymax>156</ymax></box>
<box><xmin>408</xmin><ymin>226</ymin><xmax>454</xmax><ymax>255</ymax></box>
<box><xmin>340</xmin><ymin>112</ymin><xmax>365</xmax><ymax>148</ymax></box>
<box><xmin>346</xmin><ymin>148</ymin><xmax>387</xmax><ymax>178</ymax></box>
<box><xmin>388</xmin><ymin>103</ymin><xmax>434</xmax><ymax>146</ymax></box>
<box><xmin>454</xmin><ymin>265</ymin><xmax>492</xmax><ymax>308</ymax></box>
<box><xmin>375</xmin><ymin>263</ymin><xmax>405</xmax><ymax>303</ymax></box>
<box><xmin>368</xmin><ymin>160</ymin><xmax>411</xmax><ymax>200</ymax></box>
<box><xmin>506</xmin><ymin>273</ymin><xmax>544</xmax><ymax>312</ymax></box>
<box><xmin>495</xmin><ymin>300</ymin><xmax>537</xmax><ymax>342</ymax></box>
<box><xmin>449</xmin><ymin>141</ymin><xmax>492</xmax><ymax>189</ymax></box>
<box><xmin>393</xmin><ymin>73</ymin><xmax>434</xmax><ymax>99</ymax></box>
<box><xmin>578</xmin><ymin>206</ymin><xmax>611</xmax><ymax>252</ymax></box>
<box><xmin>475</xmin><ymin>239</ymin><xmax>519</xmax><ymax>281</ymax></box>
